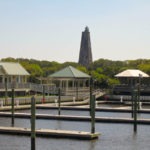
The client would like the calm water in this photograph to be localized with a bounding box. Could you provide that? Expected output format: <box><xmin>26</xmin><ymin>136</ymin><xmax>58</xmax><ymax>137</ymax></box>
<box><xmin>0</xmin><ymin>108</ymin><xmax>150</xmax><ymax>150</ymax></box>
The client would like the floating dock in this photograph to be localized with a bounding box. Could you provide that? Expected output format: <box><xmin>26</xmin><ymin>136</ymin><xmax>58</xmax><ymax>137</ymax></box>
<box><xmin>0</xmin><ymin>126</ymin><xmax>99</xmax><ymax>140</ymax></box>
<box><xmin>0</xmin><ymin>112</ymin><xmax>150</xmax><ymax>124</ymax></box>
<box><xmin>36</xmin><ymin>105</ymin><xmax>150</xmax><ymax>113</ymax></box>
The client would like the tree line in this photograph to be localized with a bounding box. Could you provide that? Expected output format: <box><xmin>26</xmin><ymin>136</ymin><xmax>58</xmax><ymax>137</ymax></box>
<box><xmin>1</xmin><ymin>57</ymin><xmax>150</xmax><ymax>88</ymax></box>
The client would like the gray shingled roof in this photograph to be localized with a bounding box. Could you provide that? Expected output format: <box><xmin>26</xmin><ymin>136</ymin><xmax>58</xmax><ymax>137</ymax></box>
<box><xmin>0</xmin><ymin>62</ymin><xmax>30</xmax><ymax>76</ymax></box>
<box><xmin>115</xmin><ymin>69</ymin><xmax>149</xmax><ymax>78</ymax></box>
<box><xmin>49</xmin><ymin>66</ymin><xmax>90</xmax><ymax>78</ymax></box>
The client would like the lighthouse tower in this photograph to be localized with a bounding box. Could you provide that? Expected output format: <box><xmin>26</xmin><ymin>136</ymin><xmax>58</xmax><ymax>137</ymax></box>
<box><xmin>78</xmin><ymin>26</ymin><xmax>93</xmax><ymax>68</ymax></box>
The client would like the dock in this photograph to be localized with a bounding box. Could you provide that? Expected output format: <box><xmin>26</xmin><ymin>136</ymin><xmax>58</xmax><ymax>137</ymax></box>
<box><xmin>0</xmin><ymin>126</ymin><xmax>99</xmax><ymax>140</ymax></box>
<box><xmin>36</xmin><ymin>105</ymin><xmax>150</xmax><ymax>113</ymax></box>
<box><xmin>0</xmin><ymin>112</ymin><xmax>150</xmax><ymax>124</ymax></box>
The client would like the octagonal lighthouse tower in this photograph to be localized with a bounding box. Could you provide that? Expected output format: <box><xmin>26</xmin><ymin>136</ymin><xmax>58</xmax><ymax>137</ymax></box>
<box><xmin>78</xmin><ymin>26</ymin><xmax>93</xmax><ymax>68</ymax></box>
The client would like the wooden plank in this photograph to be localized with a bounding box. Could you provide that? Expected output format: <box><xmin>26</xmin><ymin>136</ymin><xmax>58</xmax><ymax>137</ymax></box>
<box><xmin>0</xmin><ymin>126</ymin><xmax>100</xmax><ymax>140</ymax></box>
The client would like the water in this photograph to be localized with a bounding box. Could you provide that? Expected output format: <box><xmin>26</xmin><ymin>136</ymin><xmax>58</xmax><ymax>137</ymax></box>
<box><xmin>0</xmin><ymin>108</ymin><xmax>150</xmax><ymax>150</ymax></box>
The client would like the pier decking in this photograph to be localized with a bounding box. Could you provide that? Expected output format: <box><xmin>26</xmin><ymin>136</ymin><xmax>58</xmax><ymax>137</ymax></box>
<box><xmin>0</xmin><ymin>126</ymin><xmax>99</xmax><ymax>140</ymax></box>
<box><xmin>36</xmin><ymin>105</ymin><xmax>150</xmax><ymax>113</ymax></box>
<box><xmin>0</xmin><ymin>112</ymin><xmax>150</xmax><ymax>124</ymax></box>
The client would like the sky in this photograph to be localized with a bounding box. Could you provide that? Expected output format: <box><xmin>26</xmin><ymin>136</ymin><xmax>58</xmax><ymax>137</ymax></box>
<box><xmin>0</xmin><ymin>0</ymin><xmax>150</xmax><ymax>63</ymax></box>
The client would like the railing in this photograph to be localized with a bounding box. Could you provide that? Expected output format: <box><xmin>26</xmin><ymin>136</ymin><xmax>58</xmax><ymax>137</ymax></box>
<box><xmin>109</xmin><ymin>94</ymin><xmax>150</xmax><ymax>101</ymax></box>
<box><xmin>0</xmin><ymin>95</ymin><xmax>80</xmax><ymax>106</ymax></box>
<box><xmin>0</xmin><ymin>83</ymin><xmax>30</xmax><ymax>90</ymax></box>
<box><xmin>113</xmin><ymin>84</ymin><xmax>150</xmax><ymax>92</ymax></box>
<box><xmin>62</xmin><ymin>87</ymin><xmax>90</xmax><ymax>96</ymax></box>
<box><xmin>0</xmin><ymin>82</ymin><xmax>105</xmax><ymax>100</ymax></box>
<box><xmin>0</xmin><ymin>83</ymin><xmax>56</xmax><ymax>93</ymax></box>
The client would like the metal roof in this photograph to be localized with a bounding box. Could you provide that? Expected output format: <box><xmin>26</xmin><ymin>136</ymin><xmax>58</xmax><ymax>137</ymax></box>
<box><xmin>0</xmin><ymin>62</ymin><xmax>30</xmax><ymax>76</ymax></box>
<box><xmin>49</xmin><ymin>66</ymin><xmax>90</xmax><ymax>78</ymax></box>
<box><xmin>115</xmin><ymin>69</ymin><xmax>149</xmax><ymax>78</ymax></box>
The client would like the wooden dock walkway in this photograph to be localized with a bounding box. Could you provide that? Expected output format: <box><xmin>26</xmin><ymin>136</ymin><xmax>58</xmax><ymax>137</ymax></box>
<box><xmin>1</xmin><ymin>104</ymin><xmax>150</xmax><ymax>114</ymax></box>
<box><xmin>36</xmin><ymin>105</ymin><xmax>150</xmax><ymax>113</ymax></box>
<box><xmin>0</xmin><ymin>126</ymin><xmax>99</xmax><ymax>140</ymax></box>
<box><xmin>0</xmin><ymin>112</ymin><xmax>150</xmax><ymax>125</ymax></box>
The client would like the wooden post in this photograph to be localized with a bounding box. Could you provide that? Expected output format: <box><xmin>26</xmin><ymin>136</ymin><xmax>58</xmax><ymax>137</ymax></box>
<box><xmin>58</xmin><ymin>88</ymin><xmax>61</xmax><ymax>115</ymax></box>
<box><xmin>89</xmin><ymin>77</ymin><xmax>93</xmax><ymax>116</ymax></box>
<box><xmin>131</xmin><ymin>87</ymin><xmax>134</xmax><ymax>118</ymax></box>
<box><xmin>133</xmin><ymin>90</ymin><xmax>138</xmax><ymax>133</ymax></box>
<box><xmin>31</xmin><ymin>96</ymin><xmax>36</xmax><ymax>150</ymax></box>
<box><xmin>11</xmin><ymin>88</ymin><xmax>15</xmax><ymax>127</ymax></box>
<box><xmin>91</xmin><ymin>95</ymin><xmax>95</xmax><ymax>133</ymax></box>
<box><xmin>5</xmin><ymin>77</ymin><xmax>8</xmax><ymax>105</ymax></box>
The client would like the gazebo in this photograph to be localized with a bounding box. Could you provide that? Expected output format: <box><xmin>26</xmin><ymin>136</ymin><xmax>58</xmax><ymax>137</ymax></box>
<box><xmin>114</xmin><ymin>69</ymin><xmax>149</xmax><ymax>95</ymax></box>
<box><xmin>115</xmin><ymin>69</ymin><xmax>149</xmax><ymax>86</ymax></box>
<box><xmin>48</xmin><ymin>66</ymin><xmax>91</xmax><ymax>96</ymax></box>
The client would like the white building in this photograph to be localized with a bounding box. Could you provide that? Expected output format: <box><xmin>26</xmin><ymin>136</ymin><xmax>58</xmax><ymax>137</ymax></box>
<box><xmin>0</xmin><ymin>62</ymin><xmax>30</xmax><ymax>96</ymax></box>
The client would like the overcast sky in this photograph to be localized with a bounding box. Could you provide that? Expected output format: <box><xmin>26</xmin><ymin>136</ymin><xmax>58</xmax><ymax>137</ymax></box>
<box><xmin>0</xmin><ymin>0</ymin><xmax>150</xmax><ymax>63</ymax></box>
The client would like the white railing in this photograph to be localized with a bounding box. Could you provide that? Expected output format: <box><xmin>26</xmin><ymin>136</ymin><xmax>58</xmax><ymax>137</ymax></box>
<box><xmin>109</xmin><ymin>94</ymin><xmax>150</xmax><ymax>101</ymax></box>
<box><xmin>0</xmin><ymin>83</ymin><xmax>30</xmax><ymax>89</ymax></box>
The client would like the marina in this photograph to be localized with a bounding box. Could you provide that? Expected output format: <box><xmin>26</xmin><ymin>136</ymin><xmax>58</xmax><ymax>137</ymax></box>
<box><xmin>0</xmin><ymin>111</ymin><xmax>150</xmax><ymax>150</ymax></box>
<box><xmin>1</xmin><ymin>0</ymin><xmax>150</xmax><ymax>149</ymax></box>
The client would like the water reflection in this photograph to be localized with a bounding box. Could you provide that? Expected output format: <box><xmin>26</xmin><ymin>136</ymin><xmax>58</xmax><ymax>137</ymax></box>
<box><xmin>88</xmin><ymin>140</ymin><xmax>97</xmax><ymax>150</ymax></box>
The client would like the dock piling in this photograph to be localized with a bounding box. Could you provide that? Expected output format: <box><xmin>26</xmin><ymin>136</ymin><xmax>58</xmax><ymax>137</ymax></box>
<box><xmin>58</xmin><ymin>88</ymin><xmax>61</xmax><ymax>115</ymax></box>
<box><xmin>133</xmin><ymin>90</ymin><xmax>138</xmax><ymax>133</ymax></box>
<box><xmin>131</xmin><ymin>88</ymin><xmax>134</xmax><ymax>118</ymax></box>
<box><xmin>89</xmin><ymin>77</ymin><xmax>93</xmax><ymax>116</ymax></box>
<box><xmin>91</xmin><ymin>95</ymin><xmax>96</xmax><ymax>133</ymax></box>
<box><xmin>11</xmin><ymin>88</ymin><xmax>15</xmax><ymax>127</ymax></box>
<box><xmin>31</xmin><ymin>96</ymin><xmax>36</xmax><ymax>150</ymax></box>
